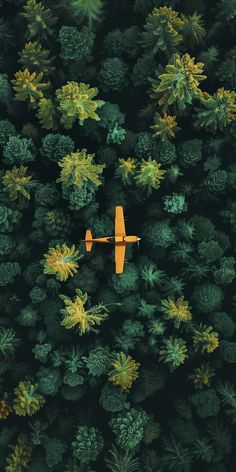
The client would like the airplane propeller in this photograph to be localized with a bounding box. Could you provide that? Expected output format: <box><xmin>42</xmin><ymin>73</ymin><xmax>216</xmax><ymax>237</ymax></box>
<box><xmin>137</xmin><ymin>237</ymin><xmax>141</xmax><ymax>249</ymax></box>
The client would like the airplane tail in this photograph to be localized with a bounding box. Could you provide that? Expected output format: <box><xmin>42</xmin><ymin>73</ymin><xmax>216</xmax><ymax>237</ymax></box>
<box><xmin>84</xmin><ymin>230</ymin><xmax>93</xmax><ymax>252</ymax></box>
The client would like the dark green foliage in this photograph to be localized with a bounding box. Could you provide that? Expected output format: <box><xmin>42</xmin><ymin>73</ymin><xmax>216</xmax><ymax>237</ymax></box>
<box><xmin>135</xmin><ymin>132</ymin><xmax>157</xmax><ymax>158</ymax></box>
<box><xmin>0</xmin><ymin>262</ymin><xmax>21</xmax><ymax>286</ymax></box>
<box><xmin>216</xmin><ymin>47</ymin><xmax>236</xmax><ymax>88</ymax></box>
<box><xmin>0</xmin><ymin>234</ymin><xmax>14</xmax><ymax>256</ymax></box>
<box><xmin>214</xmin><ymin>257</ymin><xmax>235</xmax><ymax>285</ymax></box>
<box><xmin>98</xmin><ymin>57</ymin><xmax>128</xmax><ymax>92</ymax></box>
<box><xmin>103</xmin><ymin>29</ymin><xmax>126</xmax><ymax>57</ymax></box>
<box><xmin>109</xmin><ymin>408</ymin><xmax>149</xmax><ymax>449</ymax></box>
<box><xmin>192</xmin><ymin>438</ymin><xmax>214</xmax><ymax>463</ymax></box>
<box><xmin>209</xmin><ymin>312</ymin><xmax>235</xmax><ymax>338</ymax></box>
<box><xmin>0</xmin><ymin>327</ymin><xmax>20</xmax><ymax>358</ymax></box>
<box><xmin>98</xmin><ymin>102</ymin><xmax>125</xmax><ymax>130</ymax></box>
<box><xmin>40</xmin><ymin>133</ymin><xmax>74</xmax><ymax>162</ymax></box>
<box><xmin>192</xmin><ymin>283</ymin><xmax>224</xmax><ymax>313</ymax></box>
<box><xmin>3</xmin><ymin>136</ymin><xmax>35</xmax><ymax>164</ymax></box>
<box><xmin>18</xmin><ymin>305</ymin><xmax>38</xmax><ymax>327</ymax></box>
<box><xmin>177</xmin><ymin>139</ymin><xmax>202</xmax><ymax>168</ymax></box>
<box><xmin>35</xmin><ymin>183</ymin><xmax>60</xmax><ymax>207</ymax></box>
<box><xmin>62</xmin><ymin>182</ymin><xmax>95</xmax><ymax>211</ymax></box>
<box><xmin>0</xmin><ymin>73</ymin><xmax>12</xmax><ymax>105</ymax></box>
<box><xmin>144</xmin><ymin>220</ymin><xmax>176</xmax><ymax>248</ymax></box>
<box><xmin>30</xmin><ymin>286</ymin><xmax>47</xmax><ymax>303</ymax></box>
<box><xmin>105</xmin><ymin>446</ymin><xmax>140</xmax><ymax>472</ymax></box>
<box><xmin>111</xmin><ymin>264</ymin><xmax>139</xmax><ymax>293</ymax></box>
<box><xmin>36</xmin><ymin>367</ymin><xmax>62</xmax><ymax>395</ymax></box>
<box><xmin>158</xmin><ymin>140</ymin><xmax>177</xmax><ymax>164</ymax></box>
<box><xmin>198</xmin><ymin>240</ymin><xmax>224</xmax><ymax>261</ymax></box>
<box><xmin>132</xmin><ymin>54</ymin><xmax>156</xmax><ymax>87</ymax></box>
<box><xmin>100</xmin><ymin>384</ymin><xmax>129</xmax><ymax>412</ymax></box>
<box><xmin>220</xmin><ymin>340</ymin><xmax>236</xmax><ymax>363</ymax></box>
<box><xmin>190</xmin><ymin>389</ymin><xmax>221</xmax><ymax>417</ymax></box>
<box><xmin>160</xmin><ymin>437</ymin><xmax>192</xmax><ymax>472</ymax></box>
<box><xmin>83</xmin><ymin>347</ymin><xmax>110</xmax><ymax>377</ymax></box>
<box><xmin>59</xmin><ymin>26</ymin><xmax>95</xmax><ymax>61</ymax></box>
<box><xmin>72</xmin><ymin>426</ymin><xmax>104</xmax><ymax>463</ymax></box>
<box><xmin>168</xmin><ymin>418</ymin><xmax>199</xmax><ymax>444</ymax></box>
<box><xmin>44</xmin><ymin>438</ymin><xmax>66</xmax><ymax>467</ymax></box>
<box><xmin>207</xmin><ymin>420</ymin><xmax>232</xmax><ymax>461</ymax></box>
<box><xmin>0</xmin><ymin>119</ymin><xmax>17</xmax><ymax>147</ymax></box>
<box><xmin>0</xmin><ymin>17</ymin><xmax>15</xmax><ymax>53</ymax></box>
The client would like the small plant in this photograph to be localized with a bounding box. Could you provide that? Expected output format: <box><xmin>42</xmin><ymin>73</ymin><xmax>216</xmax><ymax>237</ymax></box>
<box><xmin>189</xmin><ymin>363</ymin><xmax>215</xmax><ymax>389</ymax></box>
<box><xmin>18</xmin><ymin>41</ymin><xmax>55</xmax><ymax>75</ymax></box>
<box><xmin>13</xmin><ymin>381</ymin><xmax>45</xmax><ymax>416</ymax></box>
<box><xmin>159</xmin><ymin>336</ymin><xmax>188</xmax><ymax>370</ymax></box>
<box><xmin>57</xmin><ymin>150</ymin><xmax>105</xmax><ymax>188</ymax></box>
<box><xmin>135</xmin><ymin>158</ymin><xmax>166</xmax><ymax>194</ymax></box>
<box><xmin>72</xmin><ymin>426</ymin><xmax>104</xmax><ymax>463</ymax></box>
<box><xmin>43</xmin><ymin>244</ymin><xmax>82</xmax><ymax>281</ymax></box>
<box><xmin>5</xmin><ymin>435</ymin><xmax>33</xmax><ymax>472</ymax></box>
<box><xmin>3</xmin><ymin>166</ymin><xmax>36</xmax><ymax>203</ymax></box>
<box><xmin>11</xmin><ymin>69</ymin><xmax>50</xmax><ymax>107</ymax></box>
<box><xmin>70</xmin><ymin>0</ymin><xmax>103</xmax><ymax>28</ymax></box>
<box><xmin>108</xmin><ymin>352</ymin><xmax>140</xmax><ymax>390</ymax></box>
<box><xmin>60</xmin><ymin>289</ymin><xmax>109</xmax><ymax>334</ymax></box>
<box><xmin>151</xmin><ymin>112</ymin><xmax>179</xmax><ymax>141</ymax></box>
<box><xmin>182</xmin><ymin>13</ymin><xmax>206</xmax><ymax>47</ymax></box>
<box><xmin>161</xmin><ymin>296</ymin><xmax>192</xmax><ymax>328</ymax></box>
<box><xmin>193</xmin><ymin>323</ymin><xmax>219</xmax><ymax>353</ymax></box>
<box><xmin>37</xmin><ymin>97</ymin><xmax>57</xmax><ymax>130</ymax></box>
<box><xmin>142</xmin><ymin>6</ymin><xmax>184</xmax><ymax>56</ymax></box>
<box><xmin>0</xmin><ymin>399</ymin><xmax>12</xmax><ymax>420</ymax></box>
<box><xmin>22</xmin><ymin>0</ymin><xmax>57</xmax><ymax>40</ymax></box>
<box><xmin>105</xmin><ymin>446</ymin><xmax>140</xmax><ymax>472</ymax></box>
<box><xmin>195</xmin><ymin>87</ymin><xmax>236</xmax><ymax>130</ymax></box>
<box><xmin>56</xmin><ymin>82</ymin><xmax>104</xmax><ymax>128</ymax></box>
<box><xmin>115</xmin><ymin>157</ymin><xmax>137</xmax><ymax>184</ymax></box>
<box><xmin>150</xmin><ymin>53</ymin><xmax>206</xmax><ymax>112</ymax></box>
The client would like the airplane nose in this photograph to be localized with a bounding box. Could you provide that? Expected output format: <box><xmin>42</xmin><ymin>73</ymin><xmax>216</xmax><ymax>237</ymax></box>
<box><xmin>137</xmin><ymin>237</ymin><xmax>141</xmax><ymax>241</ymax></box>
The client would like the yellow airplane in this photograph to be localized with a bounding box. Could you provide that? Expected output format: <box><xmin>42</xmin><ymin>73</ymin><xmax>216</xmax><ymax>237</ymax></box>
<box><xmin>83</xmin><ymin>206</ymin><xmax>140</xmax><ymax>274</ymax></box>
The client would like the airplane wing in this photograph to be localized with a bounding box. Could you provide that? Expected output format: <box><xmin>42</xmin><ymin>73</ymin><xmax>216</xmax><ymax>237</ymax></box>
<box><xmin>115</xmin><ymin>206</ymin><xmax>126</xmax><ymax>236</ymax></box>
<box><xmin>115</xmin><ymin>244</ymin><xmax>126</xmax><ymax>274</ymax></box>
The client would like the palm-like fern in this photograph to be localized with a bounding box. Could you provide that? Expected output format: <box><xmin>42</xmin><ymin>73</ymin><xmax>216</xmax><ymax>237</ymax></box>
<box><xmin>105</xmin><ymin>446</ymin><xmax>140</xmax><ymax>472</ymax></box>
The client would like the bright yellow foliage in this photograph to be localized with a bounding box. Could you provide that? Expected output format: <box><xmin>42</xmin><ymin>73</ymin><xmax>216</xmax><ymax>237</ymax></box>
<box><xmin>44</xmin><ymin>244</ymin><xmax>82</xmax><ymax>281</ymax></box>
<box><xmin>143</xmin><ymin>6</ymin><xmax>184</xmax><ymax>55</ymax></box>
<box><xmin>116</xmin><ymin>157</ymin><xmax>137</xmax><ymax>183</ymax></box>
<box><xmin>60</xmin><ymin>289</ymin><xmax>109</xmax><ymax>334</ymax></box>
<box><xmin>57</xmin><ymin>150</ymin><xmax>105</xmax><ymax>188</ymax></box>
<box><xmin>0</xmin><ymin>400</ymin><xmax>12</xmax><ymax>420</ymax></box>
<box><xmin>207</xmin><ymin>334</ymin><xmax>219</xmax><ymax>353</ymax></box>
<box><xmin>109</xmin><ymin>352</ymin><xmax>140</xmax><ymax>390</ymax></box>
<box><xmin>193</xmin><ymin>323</ymin><xmax>219</xmax><ymax>353</ymax></box>
<box><xmin>13</xmin><ymin>381</ymin><xmax>45</xmax><ymax>416</ymax></box>
<box><xmin>135</xmin><ymin>158</ymin><xmax>166</xmax><ymax>194</ymax></box>
<box><xmin>150</xmin><ymin>53</ymin><xmax>206</xmax><ymax>112</ymax></box>
<box><xmin>190</xmin><ymin>363</ymin><xmax>215</xmax><ymax>390</ymax></box>
<box><xmin>3</xmin><ymin>166</ymin><xmax>35</xmax><ymax>202</ymax></box>
<box><xmin>12</xmin><ymin>68</ymin><xmax>50</xmax><ymax>107</ymax></box>
<box><xmin>56</xmin><ymin>81</ymin><xmax>104</xmax><ymax>128</ymax></box>
<box><xmin>161</xmin><ymin>296</ymin><xmax>192</xmax><ymax>328</ymax></box>
<box><xmin>151</xmin><ymin>113</ymin><xmax>179</xmax><ymax>141</ymax></box>
<box><xmin>5</xmin><ymin>434</ymin><xmax>32</xmax><ymax>472</ymax></box>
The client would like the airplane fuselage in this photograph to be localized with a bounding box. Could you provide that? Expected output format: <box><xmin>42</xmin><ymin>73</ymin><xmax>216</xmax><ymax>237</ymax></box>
<box><xmin>87</xmin><ymin>235</ymin><xmax>139</xmax><ymax>244</ymax></box>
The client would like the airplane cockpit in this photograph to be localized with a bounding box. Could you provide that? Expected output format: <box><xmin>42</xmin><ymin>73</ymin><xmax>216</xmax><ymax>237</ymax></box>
<box><xmin>107</xmin><ymin>236</ymin><xmax>125</xmax><ymax>243</ymax></box>
<box><xmin>107</xmin><ymin>236</ymin><xmax>116</xmax><ymax>243</ymax></box>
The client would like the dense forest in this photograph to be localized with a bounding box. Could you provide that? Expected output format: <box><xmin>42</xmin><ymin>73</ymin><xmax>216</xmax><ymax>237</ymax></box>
<box><xmin>0</xmin><ymin>0</ymin><xmax>236</xmax><ymax>471</ymax></box>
